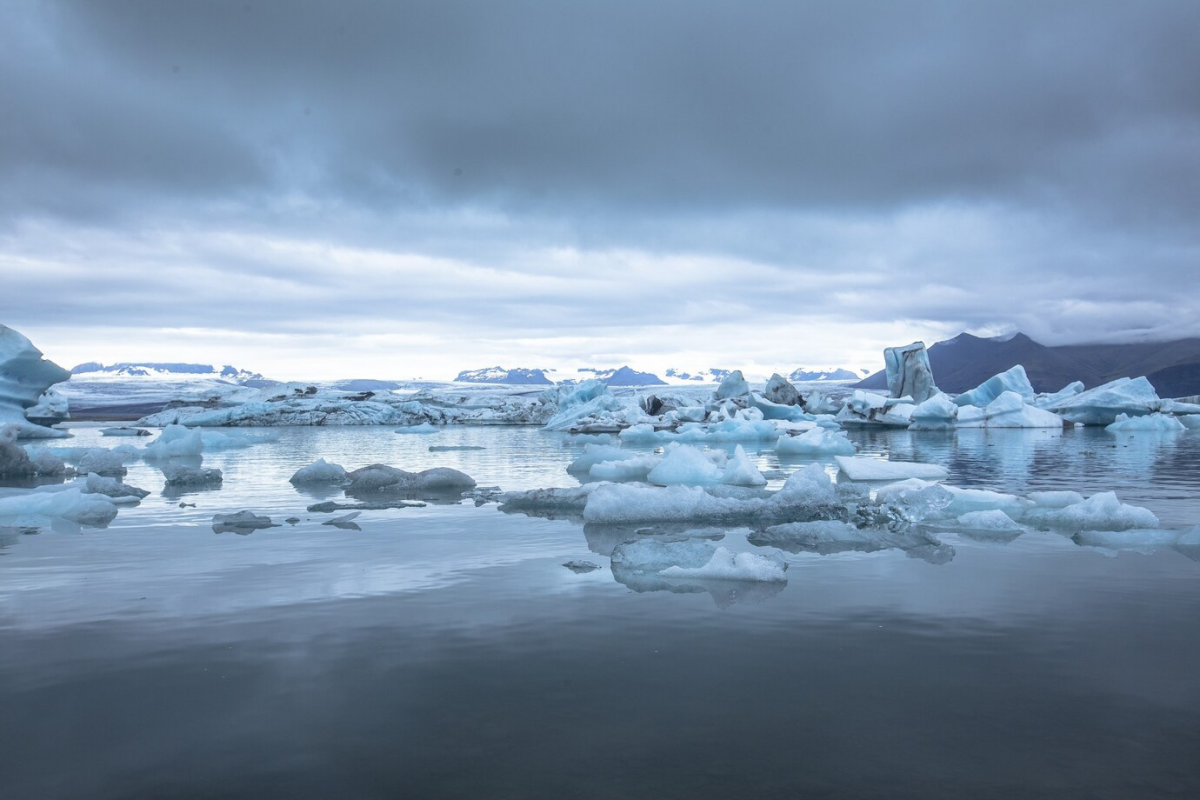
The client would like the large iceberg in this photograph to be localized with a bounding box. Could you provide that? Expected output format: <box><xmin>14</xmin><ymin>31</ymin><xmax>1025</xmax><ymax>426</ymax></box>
<box><xmin>1043</xmin><ymin>376</ymin><xmax>1162</xmax><ymax>426</ymax></box>
<box><xmin>0</xmin><ymin>325</ymin><xmax>71</xmax><ymax>439</ymax></box>
<box><xmin>955</xmin><ymin>391</ymin><xmax>1067</xmax><ymax>428</ymax></box>
<box><xmin>883</xmin><ymin>341</ymin><xmax>939</xmax><ymax>403</ymax></box>
<box><xmin>954</xmin><ymin>365</ymin><xmax>1036</xmax><ymax>407</ymax></box>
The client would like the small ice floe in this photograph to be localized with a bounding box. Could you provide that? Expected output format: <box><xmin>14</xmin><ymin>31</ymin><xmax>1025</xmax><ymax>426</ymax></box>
<box><xmin>212</xmin><ymin>511</ymin><xmax>278</xmax><ymax>534</ymax></box>
<box><xmin>162</xmin><ymin>465</ymin><xmax>223</xmax><ymax>486</ymax></box>
<box><xmin>563</xmin><ymin>560</ymin><xmax>601</xmax><ymax>573</ymax></box>
<box><xmin>83</xmin><ymin>473</ymin><xmax>150</xmax><ymax>504</ymax></box>
<box><xmin>775</xmin><ymin>427</ymin><xmax>856</xmax><ymax>456</ymax></box>
<box><xmin>428</xmin><ymin>445</ymin><xmax>486</xmax><ymax>452</ymax></box>
<box><xmin>834</xmin><ymin>455</ymin><xmax>948</xmax><ymax>481</ymax></box>
<box><xmin>394</xmin><ymin>422</ymin><xmax>440</xmax><ymax>434</ymax></box>
<box><xmin>345</xmin><ymin>464</ymin><xmax>476</xmax><ymax>492</ymax></box>
<box><xmin>721</xmin><ymin>445</ymin><xmax>767</xmax><ymax>487</ymax></box>
<box><xmin>289</xmin><ymin>458</ymin><xmax>347</xmax><ymax>485</ymax></box>
<box><xmin>0</xmin><ymin>486</ymin><xmax>120</xmax><ymax>527</ymax></box>
<box><xmin>1105</xmin><ymin>413</ymin><xmax>1186</xmax><ymax>433</ymax></box>
<box><xmin>99</xmin><ymin>427</ymin><xmax>151</xmax><ymax>437</ymax></box>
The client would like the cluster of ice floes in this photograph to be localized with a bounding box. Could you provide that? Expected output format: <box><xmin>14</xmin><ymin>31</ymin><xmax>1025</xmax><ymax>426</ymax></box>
<box><xmin>0</xmin><ymin>325</ymin><xmax>71</xmax><ymax>439</ymax></box>
<box><xmin>138</xmin><ymin>383</ymin><xmax>554</xmax><ymax>428</ymax></box>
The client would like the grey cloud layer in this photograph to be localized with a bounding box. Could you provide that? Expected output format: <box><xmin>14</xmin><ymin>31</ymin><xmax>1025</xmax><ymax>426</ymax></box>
<box><xmin>2</xmin><ymin>0</ymin><xmax>1199</xmax><ymax>363</ymax></box>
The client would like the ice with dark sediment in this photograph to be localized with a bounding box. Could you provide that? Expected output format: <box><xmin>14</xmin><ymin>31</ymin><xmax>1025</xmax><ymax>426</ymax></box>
<box><xmin>289</xmin><ymin>458</ymin><xmax>348</xmax><ymax>485</ymax></box>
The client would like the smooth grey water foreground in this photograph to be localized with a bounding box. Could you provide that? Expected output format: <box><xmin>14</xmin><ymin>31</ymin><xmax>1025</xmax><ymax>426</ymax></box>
<box><xmin>2</xmin><ymin>424</ymin><xmax>1200</xmax><ymax>799</ymax></box>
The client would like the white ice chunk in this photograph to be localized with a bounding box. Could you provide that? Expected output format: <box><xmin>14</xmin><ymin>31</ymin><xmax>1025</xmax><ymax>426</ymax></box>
<box><xmin>1024</xmin><ymin>491</ymin><xmax>1158</xmax><ymax>531</ymax></box>
<box><xmin>660</xmin><ymin>546</ymin><xmax>788</xmax><ymax>582</ymax></box>
<box><xmin>395</xmin><ymin>422</ymin><xmax>440</xmax><ymax>434</ymax></box>
<box><xmin>1044</xmin><ymin>376</ymin><xmax>1162</xmax><ymax>426</ymax></box>
<box><xmin>909</xmin><ymin>392</ymin><xmax>959</xmax><ymax>430</ymax></box>
<box><xmin>568</xmin><ymin>444</ymin><xmax>634</xmax><ymax>474</ymax></box>
<box><xmin>834</xmin><ymin>456</ymin><xmax>948</xmax><ymax>481</ymax></box>
<box><xmin>713</xmin><ymin>370</ymin><xmax>750</xmax><ymax>400</ymax></box>
<box><xmin>721</xmin><ymin>445</ymin><xmax>767</xmax><ymax>487</ymax></box>
<box><xmin>954</xmin><ymin>365</ymin><xmax>1036</xmax><ymax>407</ymax></box>
<box><xmin>589</xmin><ymin>454</ymin><xmax>662</xmax><ymax>482</ymax></box>
<box><xmin>955</xmin><ymin>391</ymin><xmax>1067</xmax><ymax>428</ymax></box>
<box><xmin>775</xmin><ymin>427</ymin><xmax>856</xmax><ymax>456</ymax></box>
<box><xmin>1105</xmin><ymin>413</ymin><xmax>1185</xmax><ymax>433</ymax></box>
<box><xmin>647</xmin><ymin>445</ymin><xmax>724</xmax><ymax>486</ymax></box>
<box><xmin>0</xmin><ymin>486</ymin><xmax>119</xmax><ymax>525</ymax></box>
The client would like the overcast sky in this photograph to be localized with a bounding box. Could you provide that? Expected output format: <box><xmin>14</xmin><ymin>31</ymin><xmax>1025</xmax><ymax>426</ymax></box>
<box><xmin>2</xmin><ymin>0</ymin><xmax>1198</xmax><ymax>380</ymax></box>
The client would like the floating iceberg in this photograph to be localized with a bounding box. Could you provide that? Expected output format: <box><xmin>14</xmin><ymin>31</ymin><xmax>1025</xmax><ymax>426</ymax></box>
<box><xmin>25</xmin><ymin>386</ymin><xmax>69</xmax><ymax>425</ymax></box>
<box><xmin>345</xmin><ymin>464</ymin><xmax>476</xmax><ymax>492</ymax></box>
<box><xmin>83</xmin><ymin>473</ymin><xmax>149</xmax><ymax>502</ymax></box>
<box><xmin>99</xmin><ymin>427</ymin><xmax>151</xmax><ymax>437</ymax></box>
<box><xmin>395</xmin><ymin>422</ymin><xmax>439</xmax><ymax>434</ymax></box>
<box><xmin>1043</xmin><ymin>377</ymin><xmax>1162</xmax><ymax>426</ymax></box>
<box><xmin>883</xmin><ymin>341</ymin><xmax>939</xmax><ymax>403</ymax></box>
<box><xmin>289</xmin><ymin>458</ymin><xmax>348</xmax><ymax>484</ymax></box>
<box><xmin>908</xmin><ymin>393</ymin><xmax>959</xmax><ymax>430</ymax></box>
<box><xmin>955</xmin><ymin>391</ymin><xmax>1067</xmax><ymax>428</ymax></box>
<box><xmin>713</xmin><ymin>370</ymin><xmax>751</xmax><ymax>401</ymax></box>
<box><xmin>0</xmin><ymin>486</ymin><xmax>120</xmax><ymax>526</ymax></box>
<box><xmin>1105</xmin><ymin>413</ymin><xmax>1185</xmax><ymax>433</ymax></box>
<box><xmin>775</xmin><ymin>427</ymin><xmax>856</xmax><ymax>456</ymax></box>
<box><xmin>162</xmin><ymin>464</ymin><xmax>223</xmax><ymax>486</ymax></box>
<box><xmin>2</xmin><ymin>424</ymin><xmax>65</xmax><ymax>476</ymax></box>
<box><xmin>0</xmin><ymin>325</ymin><xmax>71</xmax><ymax>439</ymax></box>
<box><xmin>834</xmin><ymin>456</ymin><xmax>948</xmax><ymax>481</ymax></box>
<box><xmin>1023</xmin><ymin>491</ymin><xmax>1159</xmax><ymax>531</ymax></box>
<box><xmin>954</xmin><ymin>365</ymin><xmax>1036</xmax><ymax>407</ymax></box>
<box><xmin>721</xmin><ymin>445</ymin><xmax>768</xmax><ymax>487</ymax></box>
<box><xmin>660</xmin><ymin>546</ymin><xmax>788</xmax><ymax>582</ymax></box>
<box><xmin>646</xmin><ymin>445</ymin><xmax>724</xmax><ymax>486</ymax></box>
<box><xmin>763</xmin><ymin>373</ymin><xmax>804</xmax><ymax>406</ymax></box>
<box><xmin>589</xmin><ymin>453</ymin><xmax>662</xmax><ymax>482</ymax></box>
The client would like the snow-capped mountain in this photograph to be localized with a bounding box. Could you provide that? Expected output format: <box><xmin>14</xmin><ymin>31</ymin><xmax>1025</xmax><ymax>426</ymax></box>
<box><xmin>70</xmin><ymin>362</ymin><xmax>265</xmax><ymax>381</ymax></box>
<box><xmin>787</xmin><ymin>367</ymin><xmax>869</xmax><ymax>382</ymax></box>
<box><xmin>577</xmin><ymin>366</ymin><xmax>666</xmax><ymax>386</ymax></box>
<box><xmin>454</xmin><ymin>366</ymin><xmax>553</xmax><ymax>385</ymax></box>
<box><xmin>663</xmin><ymin>367</ymin><xmax>732</xmax><ymax>383</ymax></box>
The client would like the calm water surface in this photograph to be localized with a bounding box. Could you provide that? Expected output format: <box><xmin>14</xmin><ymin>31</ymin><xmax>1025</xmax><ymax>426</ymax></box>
<box><xmin>2</xmin><ymin>424</ymin><xmax>1199</xmax><ymax>799</ymax></box>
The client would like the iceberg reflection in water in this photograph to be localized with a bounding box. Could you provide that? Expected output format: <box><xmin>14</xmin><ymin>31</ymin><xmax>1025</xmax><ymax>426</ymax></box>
<box><xmin>2</xmin><ymin>422</ymin><xmax>1200</xmax><ymax>798</ymax></box>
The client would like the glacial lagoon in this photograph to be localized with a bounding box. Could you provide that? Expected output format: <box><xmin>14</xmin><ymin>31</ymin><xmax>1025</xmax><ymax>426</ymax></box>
<box><xmin>3</xmin><ymin>422</ymin><xmax>1200</xmax><ymax>798</ymax></box>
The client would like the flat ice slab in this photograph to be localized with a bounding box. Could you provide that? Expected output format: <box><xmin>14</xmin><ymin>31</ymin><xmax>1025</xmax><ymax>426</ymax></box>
<box><xmin>834</xmin><ymin>455</ymin><xmax>948</xmax><ymax>481</ymax></box>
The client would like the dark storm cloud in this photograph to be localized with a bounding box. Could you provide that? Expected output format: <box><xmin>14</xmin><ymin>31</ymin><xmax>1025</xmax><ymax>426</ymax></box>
<box><xmin>1</xmin><ymin>0</ymin><xmax>1199</xmax><ymax>375</ymax></box>
<box><xmin>5</xmin><ymin>0</ymin><xmax>1199</xmax><ymax>221</ymax></box>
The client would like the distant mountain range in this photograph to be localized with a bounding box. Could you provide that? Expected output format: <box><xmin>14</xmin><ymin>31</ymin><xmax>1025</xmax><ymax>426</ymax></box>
<box><xmin>454</xmin><ymin>367</ymin><xmax>553</xmax><ymax>385</ymax></box>
<box><xmin>70</xmin><ymin>362</ymin><xmax>265</xmax><ymax>381</ymax></box>
<box><xmin>788</xmin><ymin>367</ymin><xmax>869</xmax><ymax>382</ymax></box>
<box><xmin>664</xmin><ymin>368</ymin><xmax>733</xmax><ymax>383</ymax></box>
<box><xmin>455</xmin><ymin>365</ymin><xmax>668</xmax><ymax>386</ymax></box>
<box><xmin>578</xmin><ymin>366</ymin><xmax>666</xmax><ymax>386</ymax></box>
<box><xmin>856</xmin><ymin>333</ymin><xmax>1200</xmax><ymax>396</ymax></box>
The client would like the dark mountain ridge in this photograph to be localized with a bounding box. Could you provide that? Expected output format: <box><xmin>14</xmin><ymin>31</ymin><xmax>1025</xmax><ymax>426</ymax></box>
<box><xmin>856</xmin><ymin>333</ymin><xmax>1200</xmax><ymax>397</ymax></box>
